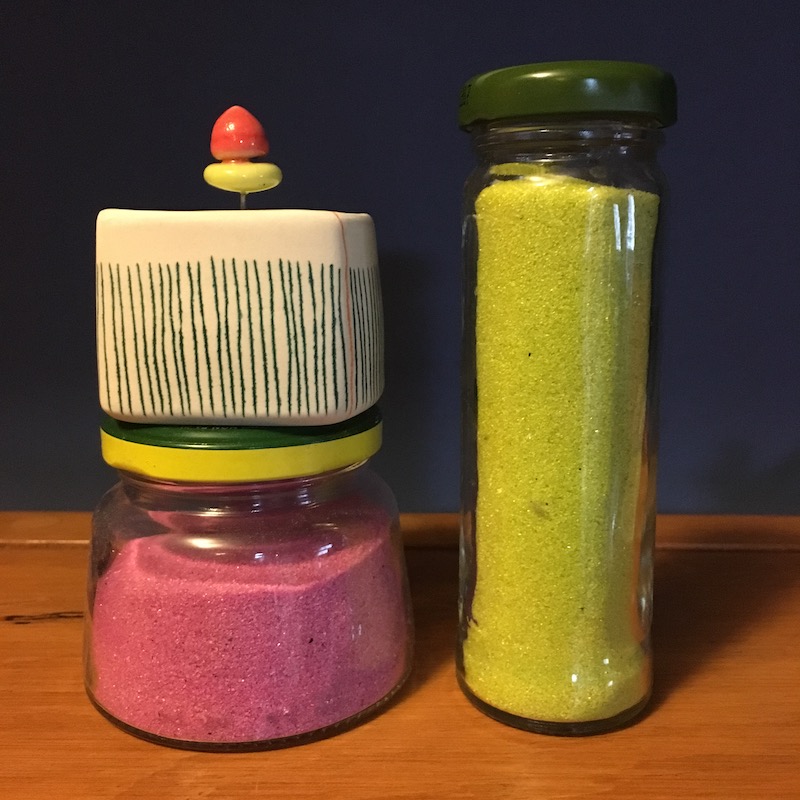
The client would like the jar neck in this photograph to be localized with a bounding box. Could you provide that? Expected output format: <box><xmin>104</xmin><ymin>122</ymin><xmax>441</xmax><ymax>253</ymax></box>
<box><xmin>470</xmin><ymin>117</ymin><xmax>663</xmax><ymax>160</ymax></box>
<box><xmin>118</xmin><ymin>461</ymin><xmax>368</xmax><ymax>512</ymax></box>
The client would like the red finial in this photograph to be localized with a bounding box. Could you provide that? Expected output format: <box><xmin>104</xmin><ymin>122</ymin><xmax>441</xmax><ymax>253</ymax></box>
<box><xmin>210</xmin><ymin>106</ymin><xmax>269</xmax><ymax>161</ymax></box>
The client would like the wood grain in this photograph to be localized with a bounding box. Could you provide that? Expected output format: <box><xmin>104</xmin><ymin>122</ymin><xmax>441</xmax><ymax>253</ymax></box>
<box><xmin>2</xmin><ymin>513</ymin><xmax>799</xmax><ymax>799</ymax></box>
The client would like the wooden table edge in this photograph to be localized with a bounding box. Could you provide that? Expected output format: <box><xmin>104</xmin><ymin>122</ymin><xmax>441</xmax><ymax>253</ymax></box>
<box><xmin>2</xmin><ymin>510</ymin><xmax>800</xmax><ymax>551</ymax></box>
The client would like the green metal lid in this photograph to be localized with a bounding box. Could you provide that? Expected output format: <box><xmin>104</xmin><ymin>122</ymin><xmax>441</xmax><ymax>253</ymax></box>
<box><xmin>101</xmin><ymin>407</ymin><xmax>381</xmax><ymax>450</ymax></box>
<box><xmin>458</xmin><ymin>60</ymin><xmax>676</xmax><ymax>128</ymax></box>
<box><xmin>100</xmin><ymin>408</ymin><xmax>383</xmax><ymax>481</ymax></box>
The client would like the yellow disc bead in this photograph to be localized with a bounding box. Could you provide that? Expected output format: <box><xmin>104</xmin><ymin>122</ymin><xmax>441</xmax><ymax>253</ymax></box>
<box><xmin>203</xmin><ymin>161</ymin><xmax>283</xmax><ymax>194</ymax></box>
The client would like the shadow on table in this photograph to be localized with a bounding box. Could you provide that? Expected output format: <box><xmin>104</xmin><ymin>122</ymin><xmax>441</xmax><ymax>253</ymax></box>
<box><xmin>397</xmin><ymin>526</ymin><xmax>800</xmax><ymax>717</ymax></box>
<box><xmin>401</xmin><ymin>548</ymin><xmax>460</xmax><ymax>697</ymax></box>
<box><xmin>649</xmin><ymin>538</ymin><xmax>800</xmax><ymax>712</ymax></box>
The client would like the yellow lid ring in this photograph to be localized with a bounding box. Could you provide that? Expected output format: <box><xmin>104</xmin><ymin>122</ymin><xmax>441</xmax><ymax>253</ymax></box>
<box><xmin>100</xmin><ymin>423</ymin><xmax>382</xmax><ymax>483</ymax></box>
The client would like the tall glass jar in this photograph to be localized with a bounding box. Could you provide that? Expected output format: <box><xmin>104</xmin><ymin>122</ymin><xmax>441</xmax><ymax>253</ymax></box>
<box><xmin>85</xmin><ymin>409</ymin><xmax>413</xmax><ymax>751</ymax></box>
<box><xmin>457</xmin><ymin>61</ymin><xmax>676</xmax><ymax>735</ymax></box>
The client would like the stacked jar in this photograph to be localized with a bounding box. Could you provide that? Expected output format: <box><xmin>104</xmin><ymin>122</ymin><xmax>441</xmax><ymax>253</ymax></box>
<box><xmin>85</xmin><ymin>205</ymin><xmax>412</xmax><ymax>750</ymax></box>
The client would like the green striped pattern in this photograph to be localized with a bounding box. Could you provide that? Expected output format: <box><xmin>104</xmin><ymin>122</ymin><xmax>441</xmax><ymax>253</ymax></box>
<box><xmin>96</xmin><ymin>258</ymin><xmax>383</xmax><ymax>421</ymax></box>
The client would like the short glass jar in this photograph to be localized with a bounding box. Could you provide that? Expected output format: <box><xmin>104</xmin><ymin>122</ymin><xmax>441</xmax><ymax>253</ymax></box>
<box><xmin>457</xmin><ymin>61</ymin><xmax>676</xmax><ymax>734</ymax></box>
<box><xmin>85</xmin><ymin>409</ymin><xmax>413</xmax><ymax>750</ymax></box>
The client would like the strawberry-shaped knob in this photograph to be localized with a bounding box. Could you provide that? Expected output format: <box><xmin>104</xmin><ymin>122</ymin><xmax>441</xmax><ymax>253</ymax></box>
<box><xmin>203</xmin><ymin>105</ymin><xmax>282</xmax><ymax>203</ymax></box>
<box><xmin>210</xmin><ymin>105</ymin><xmax>269</xmax><ymax>160</ymax></box>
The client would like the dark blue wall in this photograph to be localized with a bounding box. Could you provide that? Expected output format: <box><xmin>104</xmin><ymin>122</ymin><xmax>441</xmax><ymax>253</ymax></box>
<box><xmin>2</xmin><ymin>2</ymin><xmax>799</xmax><ymax>513</ymax></box>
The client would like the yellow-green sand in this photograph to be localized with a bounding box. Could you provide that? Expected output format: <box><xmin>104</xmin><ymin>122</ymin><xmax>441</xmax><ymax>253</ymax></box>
<box><xmin>463</xmin><ymin>165</ymin><xmax>658</xmax><ymax>723</ymax></box>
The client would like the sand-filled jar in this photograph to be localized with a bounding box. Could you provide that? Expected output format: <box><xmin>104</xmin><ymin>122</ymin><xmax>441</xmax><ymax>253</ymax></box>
<box><xmin>457</xmin><ymin>61</ymin><xmax>676</xmax><ymax>734</ymax></box>
<box><xmin>85</xmin><ymin>409</ymin><xmax>412</xmax><ymax>750</ymax></box>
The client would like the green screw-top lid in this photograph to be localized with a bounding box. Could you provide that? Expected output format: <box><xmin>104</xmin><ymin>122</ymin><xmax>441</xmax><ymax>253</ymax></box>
<box><xmin>101</xmin><ymin>407</ymin><xmax>381</xmax><ymax>450</ymax></box>
<box><xmin>458</xmin><ymin>60</ymin><xmax>676</xmax><ymax>128</ymax></box>
<box><xmin>100</xmin><ymin>408</ymin><xmax>383</xmax><ymax>482</ymax></box>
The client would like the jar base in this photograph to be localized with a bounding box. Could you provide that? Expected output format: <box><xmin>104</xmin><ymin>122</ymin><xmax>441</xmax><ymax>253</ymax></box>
<box><xmin>457</xmin><ymin>673</ymin><xmax>650</xmax><ymax>736</ymax></box>
<box><xmin>86</xmin><ymin>670</ymin><xmax>410</xmax><ymax>752</ymax></box>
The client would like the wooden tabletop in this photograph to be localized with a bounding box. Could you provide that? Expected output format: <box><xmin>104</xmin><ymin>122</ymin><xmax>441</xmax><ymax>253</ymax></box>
<box><xmin>2</xmin><ymin>512</ymin><xmax>799</xmax><ymax>799</ymax></box>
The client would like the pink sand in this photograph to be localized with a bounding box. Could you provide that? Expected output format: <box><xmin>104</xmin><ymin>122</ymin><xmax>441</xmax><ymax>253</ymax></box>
<box><xmin>89</xmin><ymin>518</ymin><xmax>409</xmax><ymax>744</ymax></box>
